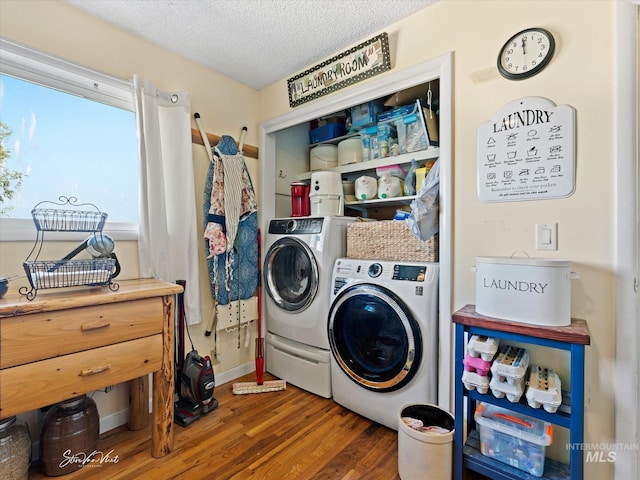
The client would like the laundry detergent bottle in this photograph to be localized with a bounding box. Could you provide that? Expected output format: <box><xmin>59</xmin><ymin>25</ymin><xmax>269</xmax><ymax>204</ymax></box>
<box><xmin>377</xmin><ymin>174</ymin><xmax>403</xmax><ymax>199</ymax></box>
<box><xmin>354</xmin><ymin>176</ymin><xmax>378</xmax><ymax>200</ymax></box>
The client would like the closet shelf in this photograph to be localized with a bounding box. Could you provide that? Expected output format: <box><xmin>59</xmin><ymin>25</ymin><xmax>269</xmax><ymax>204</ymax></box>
<box><xmin>297</xmin><ymin>147</ymin><xmax>439</xmax><ymax>180</ymax></box>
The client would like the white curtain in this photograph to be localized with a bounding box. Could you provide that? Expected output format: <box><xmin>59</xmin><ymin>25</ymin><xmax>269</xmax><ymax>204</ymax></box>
<box><xmin>133</xmin><ymin>75</ymin><xmax>202</xmax><ymax>325</ymax></box>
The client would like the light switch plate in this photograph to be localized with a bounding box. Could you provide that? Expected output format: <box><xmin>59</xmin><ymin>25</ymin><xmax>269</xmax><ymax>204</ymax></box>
<box><xmin>536</xmin><ymin>223</ymin><xmax>557</xmax><ymax>250</ymax></box>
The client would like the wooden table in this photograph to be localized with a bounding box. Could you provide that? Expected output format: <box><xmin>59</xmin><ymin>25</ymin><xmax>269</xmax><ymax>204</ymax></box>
<box><xmin>0</xmin><ymin>278</ymin><xmax>183</xmax><ymax>458</ymax></box>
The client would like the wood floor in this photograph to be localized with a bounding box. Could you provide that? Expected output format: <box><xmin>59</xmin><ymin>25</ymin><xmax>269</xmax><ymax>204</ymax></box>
<box><xmin>29</xmin><ymin>373</ymin><xmax>400</xmax><ymax>479</ymax></box>
<box><xmin>29</xmin><ymin>373</ymin><xmax>487</xmax><ymax>479</ymax></box>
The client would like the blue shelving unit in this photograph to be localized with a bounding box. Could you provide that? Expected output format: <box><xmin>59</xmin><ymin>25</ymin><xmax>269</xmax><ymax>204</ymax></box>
<box><xmin>452</xmin><ymin>305</ymin><xmax>590</xmax><ymax>480</ymax></box>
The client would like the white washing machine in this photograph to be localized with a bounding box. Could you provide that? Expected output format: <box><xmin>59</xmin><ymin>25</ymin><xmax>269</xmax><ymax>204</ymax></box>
<box><xmin>263</xmin><ymin>216</ymin><xmax>354</xmax><ymax>398</ymax></box>
<box><xmin>328</xmin><ymin>258</ymin><xmax>439</xmax><ymax>430</ymax></box>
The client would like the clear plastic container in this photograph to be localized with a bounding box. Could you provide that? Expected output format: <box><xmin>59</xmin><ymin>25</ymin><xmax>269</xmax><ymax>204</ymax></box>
<box><xmin>0</xmin><ymin>416</ymin><xmax>31</xmax><ymax>480</ymax></box>
<box><xmin>394</xmin><ymin>111</ymin><xmax>428</xmax><ymax>154</ymax></box>
<box><xmin>376</xmin><ymin>124</ymin><xmax>396</xmax><ymax>159</ymax></box>
<box><xmin>358</xmin><ymin>126</ymin><xmax>378</xmax><ymax>161</ymax></box>
<box><xmin>475</xmin><ymin>402</ymin><xmax>552</xmax><ymax>477</ymax></box>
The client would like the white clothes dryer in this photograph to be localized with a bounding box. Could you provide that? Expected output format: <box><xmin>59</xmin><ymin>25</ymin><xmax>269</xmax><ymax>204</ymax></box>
<box><xmin>263</xmin><ymin>216</ymin><xmax>354</xmax><ymax>398</ymax></box>
<box><xmin>328</xmin><ymin>258</ymin><xmax>439</xmax><ymax>430</ymax></box>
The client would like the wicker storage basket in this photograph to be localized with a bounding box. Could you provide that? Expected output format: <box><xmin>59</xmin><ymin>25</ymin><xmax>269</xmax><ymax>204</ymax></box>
<box><xmin>347</xmin><ymin>220</ymin><xmax>438</xmax><ymax>262</ymax></box>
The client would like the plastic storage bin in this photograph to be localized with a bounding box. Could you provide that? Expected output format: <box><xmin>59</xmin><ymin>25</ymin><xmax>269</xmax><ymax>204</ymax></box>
<box><xmin>398</xmin><ymin>404</ymin><xmax>454</xmax><ymax>480</ymax></box>
<box><xmin>309</xmin><ymin>123</ymin><xmax>346</xmax><ymax>144</ymax></box>
<box><xmin>394</xmin><ymin>110</ymin><xmax>428</xmax><ymax>154</ymax></box>
<box><xmin>474</xmin><ymin>402</ymin><xmax>553</xmax><ymax>477</ymax></box>
<box><xmin>351</xmin><ymin>100</ymin><xmax>385</xmax><ymax>129</ymax></box>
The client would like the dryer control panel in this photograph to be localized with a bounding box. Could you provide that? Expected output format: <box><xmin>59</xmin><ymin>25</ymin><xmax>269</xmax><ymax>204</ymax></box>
<box><xmin>268</xmin><ymin>217</ymin><xmax>323</xmax><ymax>234</ymax></box>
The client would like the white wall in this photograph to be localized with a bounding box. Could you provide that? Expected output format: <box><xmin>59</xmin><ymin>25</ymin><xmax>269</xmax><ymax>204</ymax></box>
<box><xmin>258</xmin><ymin>1</ymin><xmax>621</xmax><ymax>478</ymax></box>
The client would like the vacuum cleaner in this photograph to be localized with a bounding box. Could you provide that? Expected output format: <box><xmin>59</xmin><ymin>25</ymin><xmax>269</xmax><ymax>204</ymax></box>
<box><xmin>174</xmin><ymin>280</ymin><xmax>218</xmax><ymax>427</ymax></box>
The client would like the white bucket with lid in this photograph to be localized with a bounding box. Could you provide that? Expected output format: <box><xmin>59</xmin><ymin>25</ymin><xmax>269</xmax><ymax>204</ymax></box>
<box><xmin>338</xmin><ymin>136</ymin><xmax>363</xmax><ymax>166</ymax></box>
<box><xmin>473</xmin><ymin>256</ymin><xmax>579</xmax><ymax>326</ymax></box>
<box><xmin>310</xmin><ymin>144</ymin><xmax>338</xmax><ymax>171</ymax></box>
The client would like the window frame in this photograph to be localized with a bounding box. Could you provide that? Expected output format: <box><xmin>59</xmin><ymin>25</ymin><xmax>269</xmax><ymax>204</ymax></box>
<box><xmin>0</xmin><ymin>37</ymin><xmax>138</xmax><ymax>241</ymax></box>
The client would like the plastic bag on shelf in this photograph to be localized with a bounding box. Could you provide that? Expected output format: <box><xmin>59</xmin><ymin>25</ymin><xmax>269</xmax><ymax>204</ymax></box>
<box><xmin>404</xmin><ymin>159</ymin><xmax>418</xmax><ymax>196</ymax></box>
<box><xmin>407</xmin><ymin>159</ymin><xmax>439</xmax><ymax>241</ymax></box>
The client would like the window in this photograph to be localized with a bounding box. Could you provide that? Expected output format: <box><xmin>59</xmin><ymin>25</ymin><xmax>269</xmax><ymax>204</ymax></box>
<box><xmin>0</xmin><ymin>38</ymin><xmax>138</xmax><ymax>240</ymax></box>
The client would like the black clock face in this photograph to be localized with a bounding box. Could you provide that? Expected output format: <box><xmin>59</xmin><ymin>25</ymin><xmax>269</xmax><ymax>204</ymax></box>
<box><xmin>498</xmin><ymin>28</ymin><xmax>555</xmax><ymax>80</ymax></box>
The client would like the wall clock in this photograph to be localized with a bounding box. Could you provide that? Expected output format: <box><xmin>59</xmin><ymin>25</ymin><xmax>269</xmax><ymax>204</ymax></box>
<box><xmin>498</xmin><ymin>28</ymin><xmax>555</xmax><ymax>80</ymax></box>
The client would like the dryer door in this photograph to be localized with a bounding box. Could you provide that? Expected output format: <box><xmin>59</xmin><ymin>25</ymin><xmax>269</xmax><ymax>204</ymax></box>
<box><xmin>328</xmin><ymin>283</ymin><xmax>422</xmax><ymax>392</ymax></box>
<box><xmin>264</xmin><ymin>236</ymin><xmax>319</xmax><ymax>312</ymax></box>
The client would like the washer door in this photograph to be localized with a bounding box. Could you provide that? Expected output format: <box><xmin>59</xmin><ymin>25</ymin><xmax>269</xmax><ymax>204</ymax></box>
<box><xmin>328</xmin><ymin>283</ymin><xmax>422</xmax><ymax>392</ymax></box>
<box><xmin>264</xmin><ymin>237</ymin><xmax>318</xmax><ymax>312</ymax></box>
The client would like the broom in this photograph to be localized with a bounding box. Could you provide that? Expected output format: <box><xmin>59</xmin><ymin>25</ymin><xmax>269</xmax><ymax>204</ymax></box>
<box><xmin>232</xmin><ymin>228</ymin><xmax>286</xmax><ymax>395</ymax></box>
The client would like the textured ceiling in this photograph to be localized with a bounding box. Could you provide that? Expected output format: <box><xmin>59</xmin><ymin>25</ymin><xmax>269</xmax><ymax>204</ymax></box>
<box><xmin>65</xmin><ymin>0</ymin><xmax>437</xmax><ymax>90</ymax></box>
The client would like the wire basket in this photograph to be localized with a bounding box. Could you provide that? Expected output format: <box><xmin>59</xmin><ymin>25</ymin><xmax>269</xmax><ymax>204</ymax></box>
<box><xmin>31</xmin><ymin>197</ymin><xmax>107</xmax><ymax>232</ymax></box>
<box><xmin>20</xmin><ymin>196</ymin><xmax>119</xmax><ymax>300</ymax></box>
<box><xmin>346</xmin><ymin>220</ymin><xmax>438</xmax><ymax>262</ymax></box>
<box><xmin>31</xmin><ymin>208</ymin><xmax>107</xmax><ymax>232</ymax></box>
<box><xmin>23</xmin><ymin>259</ymin><xmax>117</xmax><ymax>291</ymax></box>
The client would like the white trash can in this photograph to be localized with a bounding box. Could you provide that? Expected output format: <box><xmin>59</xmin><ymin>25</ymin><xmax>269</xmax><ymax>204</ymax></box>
<box><xmin>398</xmin><ymin>404</ymin><xmax>454</xmax><ymax>480</ymax></box>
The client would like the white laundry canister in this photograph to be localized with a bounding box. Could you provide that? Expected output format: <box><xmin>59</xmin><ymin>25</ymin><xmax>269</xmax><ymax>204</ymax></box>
<box><xmin>473</xmin><ymin>256</ymin><xmax>579</xmax><ymax>326</ymax></box>
<box><xmin>398</xmin><ymin>404</ymin><xmax>454</xmax><ymax>480</ymax></box>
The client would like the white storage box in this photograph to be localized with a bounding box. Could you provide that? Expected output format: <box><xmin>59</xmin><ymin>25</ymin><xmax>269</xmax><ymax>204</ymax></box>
<box><xmin>474</xmin><ymin>256</ymin><xmax>578</xmax><ymax>326</ymax></box>
<box><xmin>475</xmin><ymin>402</ymin><xmax>553</xmax><ymax>477</ymax></box>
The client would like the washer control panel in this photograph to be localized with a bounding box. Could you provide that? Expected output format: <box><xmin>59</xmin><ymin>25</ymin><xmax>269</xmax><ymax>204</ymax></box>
<box><xmin>392</xmin><ymin>264</ymin><xmax>427</xmax><ymax>282</ymax></box>
<box><xmin>368</xmin><ymin>263</ymin><xmax>383</xmax><ymax>278</ymax></box>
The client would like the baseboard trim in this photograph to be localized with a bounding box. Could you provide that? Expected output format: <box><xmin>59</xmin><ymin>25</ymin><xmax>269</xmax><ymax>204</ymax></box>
<box><xmin>98</xmin><ymin>361</ymin><xmax>256</xmax><ymax>433</ymax></box>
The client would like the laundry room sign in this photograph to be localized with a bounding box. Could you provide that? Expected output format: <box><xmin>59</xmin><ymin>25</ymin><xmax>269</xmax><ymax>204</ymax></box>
<box><xmin>287</xmin><ymin>33</ymin><xmax>391</xmax><ymax>108</ymax></box>
<box><xmin>477</xmin><ymin>96</ymin><xmax>576</xmax><ymax>202</ymax></box>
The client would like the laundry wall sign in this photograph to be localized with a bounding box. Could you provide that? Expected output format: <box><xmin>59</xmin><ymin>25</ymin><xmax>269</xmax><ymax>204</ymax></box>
<box><xmin>477</xmin><ymin>96</ymin><xmax>576</xmax><ymax>202</ymax></box>
<box><xmin>287</xmin><ymin>33</ymin><xmax>391</xmax><ymax>108</ymax></box>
